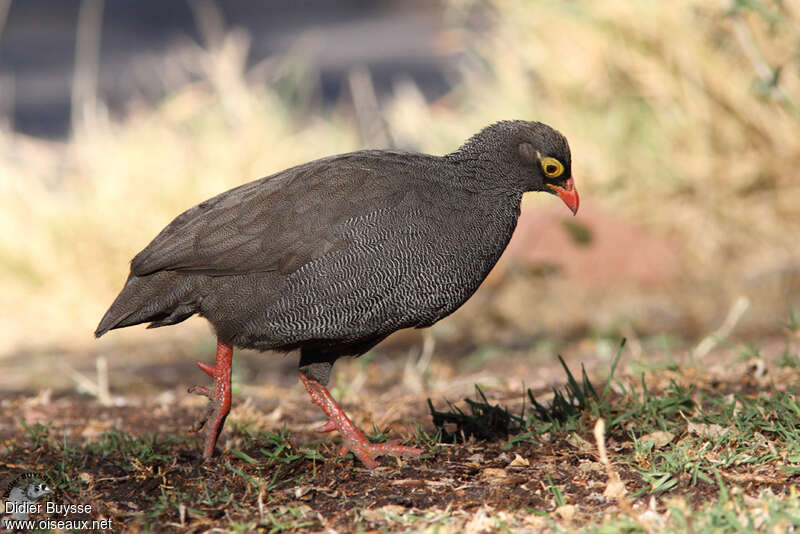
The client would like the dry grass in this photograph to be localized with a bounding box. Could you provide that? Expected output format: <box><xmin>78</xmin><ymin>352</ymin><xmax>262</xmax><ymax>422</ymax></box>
<box><xmin>0</xmin><ymin>32</ymin><xmax>362</xmax><ymax>354</ymax></box>
<box><xmin>392</xmin><ymin>0</ymin><xmax>800</xmax><ymax>276</ymax></box>
<box><xmin>1</xmin><ymin>0</ymin><xmax>799</xmax><ymax>357</ymax></box>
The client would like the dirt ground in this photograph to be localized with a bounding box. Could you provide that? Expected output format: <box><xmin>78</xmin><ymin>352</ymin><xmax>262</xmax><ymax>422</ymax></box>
<box><xmin>2</xmin><ymin>337</ymin><xmax>798</xmax><ymax>532</ymax></box>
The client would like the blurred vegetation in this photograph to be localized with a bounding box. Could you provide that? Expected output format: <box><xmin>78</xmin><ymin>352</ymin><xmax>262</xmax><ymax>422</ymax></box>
<box><xmin>0</xmin><ymin>0</ymin><xmax>798</xmax><ymax>356</ymax></box>
<box><xmin>426</xmin><ymin>0</ymin><xmax>799</xmax><ymax>280</ymax></box>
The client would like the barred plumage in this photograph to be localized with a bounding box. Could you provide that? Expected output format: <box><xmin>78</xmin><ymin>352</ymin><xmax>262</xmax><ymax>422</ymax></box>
<box><xmin>95</xmin><ymin>120</ymin><xmax>579</xmax><ymax>464</ymax></box>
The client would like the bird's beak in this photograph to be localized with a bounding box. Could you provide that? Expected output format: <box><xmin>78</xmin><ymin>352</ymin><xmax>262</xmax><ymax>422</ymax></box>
<box><xmin>547</xmin><ymin>176</ymin><xmax>579</xmax><ymax>215</ymax></box>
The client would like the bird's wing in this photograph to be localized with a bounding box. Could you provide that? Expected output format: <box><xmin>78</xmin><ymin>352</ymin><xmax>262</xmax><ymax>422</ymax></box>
<box><xmin>130</xmin><ymin>153</ymin><xmax>412</xmax><ymax>277</ymax></box>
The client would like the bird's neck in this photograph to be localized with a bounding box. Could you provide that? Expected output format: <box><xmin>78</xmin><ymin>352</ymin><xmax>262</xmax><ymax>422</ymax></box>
<box><xmin>446</xmin><ymin>150</ymin><xmax>526</xmax><ymax>198</ymax></box>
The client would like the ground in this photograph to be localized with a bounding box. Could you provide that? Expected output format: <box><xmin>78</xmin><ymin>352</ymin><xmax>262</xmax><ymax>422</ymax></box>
<box><xmin>2</xmin><ymin>335</ymin><xmax>799</xmax><ymax>533</ymax></box>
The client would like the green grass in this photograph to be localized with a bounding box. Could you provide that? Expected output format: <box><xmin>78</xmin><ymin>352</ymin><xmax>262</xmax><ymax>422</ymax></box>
<box><xmin>429</xmin><ymin>339</ymin><xmax>625</xmax><ymax>441</ymax></box>
<box><xmin>421</xmin><ymin>335</ymin><xmax>800</xmax><ymax>532</ymax></box>
<box><xmin>427</xmin><ymin>385</ymin><xmax>526</xmax><ymax>443</ymax></box>
<box><xmin>3</xmin><ymin>334</ymin><xmax>799</xmax><ymax>532</ymax></box>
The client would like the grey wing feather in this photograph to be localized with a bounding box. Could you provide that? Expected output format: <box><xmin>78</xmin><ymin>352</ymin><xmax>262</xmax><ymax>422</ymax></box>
<box><xmin>130</xmin><ymin>154</ymin><xmax>408</xmax><ymax>277</ymax></box>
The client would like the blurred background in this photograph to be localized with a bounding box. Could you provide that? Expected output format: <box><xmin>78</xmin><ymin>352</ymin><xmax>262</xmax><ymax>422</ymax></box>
<box><xmin>1</xmin><ymin>0</ymin><xmax>798</xmax><ymax>395</ymax></box>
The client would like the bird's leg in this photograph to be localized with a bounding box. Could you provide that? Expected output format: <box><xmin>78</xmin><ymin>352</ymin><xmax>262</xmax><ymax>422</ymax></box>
<box><xmin>188</xmin><ymin>339</ymin><xmax>233</xmax><ymax>461</ymax></box>
<box><xmin>299</xmin><ymin>373</ymin><xmax>423</xmax><ymax>468</ymax></box>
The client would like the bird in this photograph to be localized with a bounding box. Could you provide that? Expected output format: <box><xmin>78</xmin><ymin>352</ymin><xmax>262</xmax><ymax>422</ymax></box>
<box><xmin>7</xmin><ymin>476</ymin><xmax>52</xmax><ymax>520</ymax></box>
<box><xmin>95</xmin><ymin>120</ymin><xmax>579</xmax><ymax>467</ymax></box>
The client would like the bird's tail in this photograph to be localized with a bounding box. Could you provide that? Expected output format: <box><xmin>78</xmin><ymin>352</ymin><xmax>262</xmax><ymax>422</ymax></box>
<box><xmin>95</xmin><ymin>271</ymin><xmax>201</xmax><ymax>337</ymax></box>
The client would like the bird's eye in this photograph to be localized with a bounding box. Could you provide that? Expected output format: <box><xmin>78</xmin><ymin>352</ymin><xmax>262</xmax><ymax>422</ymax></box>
<box><xmin>540</xmin><ymin>157</ymin><xmax>564</xmax><ymax>178</ymax></box>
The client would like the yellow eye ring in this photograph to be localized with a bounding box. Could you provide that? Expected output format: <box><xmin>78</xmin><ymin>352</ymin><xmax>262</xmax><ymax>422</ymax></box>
<box><xmin>540</xmin><ymin>157</ymin><xmax>564</xmax><ymax>178</ymax></box>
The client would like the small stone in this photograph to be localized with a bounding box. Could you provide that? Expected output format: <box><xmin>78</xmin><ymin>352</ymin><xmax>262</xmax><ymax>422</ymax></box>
<box><xmin>556</xmin><ymin>504</ymin><xmax>576</xmax><ymax>520</ymax></box>
<box><xmin>604</xmin><ymin>479</ymin><xmax>627</xmax><ymax>500</ymax></box>
<box><xmin>639</xmin><ymin>430</ymin><xmax>675</xmax><ymax>448</ymax></box>
<box><xmin>567</xmin><ymin>433</ymin><xmax>594</xmax><ymax>453</ymax></box>
<box><xmin>687</xmin><ymin>422</ymin><xmax>728</xmax><ymax>438</ymax></box>
<box><xmin>578</xmin><ymin>460</ymin><xmax>604</xmax><ymax>473</ymax></box>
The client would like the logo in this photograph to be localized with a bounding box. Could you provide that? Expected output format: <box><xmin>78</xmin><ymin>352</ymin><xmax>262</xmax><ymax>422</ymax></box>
<box><xmin>2</xmin><ymin>472</ymin><xmax>113</xmax><ymax>531</ymax></box>
<box><xmin>3</xmin><ymin>472</ymin><xmax>52</xmax><ymax>522</ymax></box>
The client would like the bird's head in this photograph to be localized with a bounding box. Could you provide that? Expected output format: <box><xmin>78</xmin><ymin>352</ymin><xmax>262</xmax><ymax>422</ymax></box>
<box><xmin>26</xmin><ymin>481</ymin><xmax>52</xmax><ymax>500</ymax></box>
<box><xmin>453</xmin><ymin>120</ymin><xmax>579</xmax><ymax>215</ymax></box>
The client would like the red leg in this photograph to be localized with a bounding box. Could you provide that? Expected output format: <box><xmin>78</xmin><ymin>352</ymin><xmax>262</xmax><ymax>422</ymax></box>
<box><xmin>299</xmin><ymin>373</ymin><xmax>423</xmax><ymax>468</ymax></box>
<box><xmin>188</xmin><ymin>340</ymin><xmax>233</xmax><ymax>461</ymax></box>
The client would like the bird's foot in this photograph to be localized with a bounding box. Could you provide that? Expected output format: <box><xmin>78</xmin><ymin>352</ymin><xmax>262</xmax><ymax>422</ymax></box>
<box><xmin>334</xmin><ymin>436</ymin><xmax>424</xmax><ymax>469</ymax></box>
<box><xmin>300</xmin><ymin>373</ymin><xmax>423</xmax><ymax>469</ymax></box>
<box><xmin>189</xmin><ymin>340</ymin><xmax>233</xmax><ymax>461</ymax></box>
